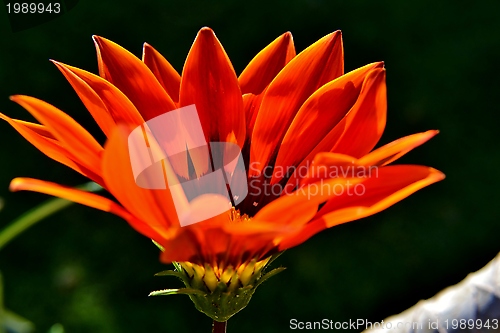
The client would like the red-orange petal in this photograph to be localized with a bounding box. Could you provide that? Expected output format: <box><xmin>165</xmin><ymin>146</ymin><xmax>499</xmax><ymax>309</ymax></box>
<box><xmin>238</xmin><ymin>31</ymin><xmax>295</xmax><ymax>95</ymax></box>
<box><xmin>241</xmin><ymin>92</ymin><xmax>264</xmax><ymax>140</ymax></box>
<box><xmin>53</xmin><ymin>61</ymin><xmax>144</xmax><ymax>127</ymax></box>
<box><xmin>179</xmin><ymin>28</ymin><xmax>245</xmax><ymax>147</ymax></box>
<box><xmin>249</xmin><ymin>31</ymin><xmax>344</xmax><ymax>176</ymax></box>
<box><xmin>10</xmin><ymin>177</ymin><xmax>164</xmax><ymax>241</ymax></box>
<box><xmin>315</xmin><ymin>165</ymin><xmax>444</xmax><ymax>221</ymax></box>
<box><xmin>52</xmin><ymin>60</ymin><xmax>116</xmax><ymax>137</ymax></box>
<box><xmin>10</xmin><ymin>95</ymin><xmax>103</xmax><ymax>174</ymax></box>
<box><xmin>330</xmin><ymin>67</ymin><xmax>387</xmax><ymax>157</ymax></box>
<box><xmin>102</xmin><ymin>125</ymin><xmax>182</xmax><ymax>238</ymax></box>
<box><xmin>0</xmin><ymin>114</ymin><xmax>102</xmax><ymax>184</ymax></box>
<box><xmin>253</xmin><ymin>177</ymin><xmax>361</xmax><ymax>227</ymax></box>
<box><xmin>142</xmin><ymin>43</ymin><xmax>181</xmax><ymax>104</ymax></box>
<box><xmin>273</xmin><ymin>62</ymin><xmax>384</xmax><ymax>184</ymax></box>
<box><xmin>298</xmin><ymin>152</ymin><xmax>361</xmax><ymax>187</ymax></box>
<box><xmin>358</xmin><ymin>130</ymin><xmax>439</xmax><ymax>166</ymax></box>
<box><xmin>9</xmin><ymin>119</ymin><xmax>55</xmax><ymax>139</ymax></box>
<box><xmin>10</xmin><ymin>177</ymin><xmax>124</xmax><ymax>215</ymax></box>
<box><xmin>93</xmin><ymin>36</ymin><xmax>176</xmax><ymax>121</ymax></box>
<box><xmin>279</xmin><ymin>165</ymin><xmax>444</xmax><ymax>250</ymax></box>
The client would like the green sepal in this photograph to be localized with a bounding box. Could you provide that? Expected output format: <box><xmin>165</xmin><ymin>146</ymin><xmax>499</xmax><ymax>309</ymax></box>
<box><xmin>255</xmin><ymin>267</ymin><xmax>286</xmax><ymax>287</ymax></box>
<box><xmin>151</xmin><ymin>240</ymin><xmax>165</xmax><ymax>252</ymax></box>
<box><xmin>151</xmin><ymin>253</ymin><xmax>287</xmax><ymax>322</ymax></box>
<box><xmin>148</xmin><ymin>288</ymin><xmax>206</xmax><ymax>297</ymax></box>
<box><xmin>154</xmin><ymin>270</ymin><xmax>191</xmax><ymax>285</ymax></box>
<box><xmin>171</xmin><ymin>261</ymin><xmax>182</xmax><ymax>272</ymax></box>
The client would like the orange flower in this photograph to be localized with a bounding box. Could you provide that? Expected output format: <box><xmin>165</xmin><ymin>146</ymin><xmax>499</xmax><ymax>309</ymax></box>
<box><xmin>1</xmin><ymin>27</ymin><xmax>443</xmax><ymax>271</ymax></box>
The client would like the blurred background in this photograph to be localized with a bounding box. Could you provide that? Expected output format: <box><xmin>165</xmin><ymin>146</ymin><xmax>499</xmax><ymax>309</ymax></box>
<box><xmin>0</xmin><ymin>0</ymin><xmax>499</xmax><ymax>332</ymax></box>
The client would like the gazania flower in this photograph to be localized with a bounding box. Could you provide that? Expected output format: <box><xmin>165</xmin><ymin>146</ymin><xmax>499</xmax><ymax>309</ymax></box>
<box><xmin>1</xmin><ymin>27</ymin><xmax>443</xmax><ymax>323</ymax></box>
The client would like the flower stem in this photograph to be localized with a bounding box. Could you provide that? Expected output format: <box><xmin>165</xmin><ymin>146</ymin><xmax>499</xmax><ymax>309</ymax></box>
<box><xmin>212</xmin><ymin>320</ymin><xmax>227</xmax><ymax>333</ymax></box>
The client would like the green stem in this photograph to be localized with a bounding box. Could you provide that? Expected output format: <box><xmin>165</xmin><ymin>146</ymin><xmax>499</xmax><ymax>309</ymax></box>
<box><xmin>212</xmin><ymin>320</ymin><xmax>227</xmax><ymax>333</ymax></box>
<box><xmin>0</xmin><ymin>271</ymin><xmax>4</xmax><ymax>333</ymax></box>
<box><xmin>0</xmin><ymin>182</ymin><xmax>100</xmax><ymax>251</ymax></box>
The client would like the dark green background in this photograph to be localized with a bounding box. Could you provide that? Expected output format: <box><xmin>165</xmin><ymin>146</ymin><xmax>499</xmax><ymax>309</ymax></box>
<box><xmin>0</xmin><ymin>0</ymin><xmax>499</xmax><ymax>332</ymax></box>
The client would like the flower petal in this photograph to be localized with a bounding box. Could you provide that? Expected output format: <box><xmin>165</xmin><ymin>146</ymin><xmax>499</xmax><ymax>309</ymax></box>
<box><xmin>160</xmin><ymin>221</ymin><xmax>285</xmax><ymax>265</ymax></box>
<box><xmin>10</xmin><ymin>95</ymin><xmax>103</xmax><ymax>174</ymax></box>
<box><xmin>53</xmin><ymin>61</ymin><xmax>144</xmax><ymax>128</ymax></box>
<box><xmin>238</xmin><ymin>31</ymin><xmax>295</xmax><ymax>95</ymax></box>
<box><xmin>278</xmin><ymin>165</ymin><xmax>445</xmax><ymax>250</ymax></box>
<box><xmin>250</xmin><ymin>31</ymin><xmax>344</xmax><ymax>176</ymax></box>
<box><xmin>9</xmin><ymin>178</ymin><xmax>164</xmax><ymax>240</ymax></box>
<box><xmin>330</xmin><ymin>67</ymin><xmax>387</xmax><ymax>157</ymax></box>
<box><xmin>0</xmin><ymin>114</ymin><xmax>102</xmax><ymax>183</ymax></box>
<box><xmin>273</xmin><ymin>63</ymin><xmax>384</xmax><ymax>183</ymax></box>
<box><xmin>142</xmin><ymin>43</ymin><xmax>181</xmax><ymax>103</ymax></box>
<box><xmin>253</xmin><ymin>177</ymin><xmax>362</xmax><ymax>227</ymax></box>
<box><xmin>10</xmin><ymin>177</ymin><xmax>125</xmax><ymax>216</ymax></box>
<box><xmin>358</xmin><ymin>130</ymin><xmax>439</xmax><ymax>166</ymax></box>
<box><xmin>283</xmin><ymin>67</ymin><xmax>387</xmax><ymax>189</ymax></box>
<box><xmin>179</xmin><ymin>28</ymin><xmax>245</xmax><ymax>147</ymax></box>
<box><xmin>102</xmin><ymin>125</ymin><xmax>183</xmax><ymax>237</ymax></box>
<box><xmin>242</xmin><ymin>92</ymin><xmax>264</xmax><ymax>140</ymax></box>
<box><xmin>52</xmin><ymin>61</ymin><xmax>116</xmax><ymax>137</ymax></box>
<box><xmin>93</xmin><ymin>36</ymin><xmax>176</xmax><ymax>121</ymax></box>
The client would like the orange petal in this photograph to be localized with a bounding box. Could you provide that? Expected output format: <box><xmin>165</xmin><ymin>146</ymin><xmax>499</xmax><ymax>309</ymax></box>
<box><xmin>358</xmin><ymin>130</ymin><xmax>439</xmax><ymax>166</ymax></box>
<box><xmin>10</xmin><ymin>95</ymin><xmax>103</xmax><ymax>174</ymax></box>
<box><xmin>298</xmin><ymin>152</ymin><xmax>361</xmax><ymax>187</ymax></box>
<box><xmin>238</xmin><ymin>31</ymin><xmax>295</xmax><ymax>95</ymax></box>
<box><xmin>10</xmin><ymin>178</ymin><xmax>127</xmax><ymax>217</ymax></box>
<box><xmin>253</xmin><ymin>177</ymin><xmax>361</xmax><ymax>227</ymax></box>
<box><xmin>161</xmin><ymin>222</ymin><xmax>284</xmax><ymax>265</ymax></box>
<box><xmin>54</xmin><ymin>61</ymin><xmax>144</xmax><ymax>129</ymax></box>
<box><xmin>242</xmin><ymin>92</ymin><xmax>264</xmax><ymax>140</ymax></box>
<box><xmin>102</xmin><ymin>125</ymin><xmax>182</xmax><ymax>237</ymax></box>
<box><xmin>10</xmin><ymin>177</ymin><xmax>163</xmax><ymax>240</ymax></box>
<box><xmin>179</xmin><ymin>28</ymin><xmax>245</xmax><ymax>147</ymax></box>
<box><xmin>250</xmin><ymin>31</ymin><xmax>344</xmax><ymax>176</ymax></box>
<box><xmin>0</xmin><ymin>114</ymin><xmax>102</xmax><ymax>184</ymax></box>
<box><xmin>331</xmin><ymin>67</ymin><xmax>387</xmax><ymax>157</ymax></box>
<box><xmin>316</xmin><ymin>165</ymin><xmax>444</xmax><ymax>221</ymax></box>
<box><xmin>142</xmin><ymin>43</ymin><xmax>181</xmax><ymax>103</ymax></box>
<box><xmin>93</xmin><ymin>36</ymin><xmax>176</xmax><ymax>121</ymax></box>
<box><xmin>8</xmin><ymin>119</ymin><xmax>54</xmax><ymax>139</ymax></box>
<box><xmin>52</xmin><ymin>61</ymin><xmax>115</xmax><ymax>137</ymax></box>
<box><xmin>273</xmin><ymin>62</ymin><xmax>384</xmax><ymax>183</ymax></box>
<box><xmin>279</xmin><ymin>165</ymin><xmax>445</xmax><ymax>250</ymax></box>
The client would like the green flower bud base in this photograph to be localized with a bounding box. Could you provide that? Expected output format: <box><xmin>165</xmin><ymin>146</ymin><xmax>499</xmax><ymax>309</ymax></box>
<box><xmin>149</xmin><ymin>254</ymin><xmax>285</xmax><ymax>322</ymax></box>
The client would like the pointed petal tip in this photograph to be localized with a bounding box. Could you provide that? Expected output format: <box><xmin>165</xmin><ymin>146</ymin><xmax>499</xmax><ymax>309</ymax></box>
<box><xmin>50</xmin><ymin>59</ymin><xmax>64</xmax><ymax>68</ymax></box>
<box><xmin>198</xmin><ymin>27</ymin><xmax>216</xmax><ymax>38</ymax></box>
<box><xmin>92</xmin><ymin>35</ymin><xmax>110</xmax><ymax>49</ymax></box>
<box><xmin>430</xmin><ymin>168</ymin><xmax>446</xmax><ymax>181</ymax></box>
<box><xmin>9</xmin><ymin>95</ymin><xmax>22</xmax><ymax>102</ymax></box>
<box><xmin>9</xmin><ymin>177</ymin><xmax>24</xmax><ymax>192</ymax></box>
<box><xmin>199</xmin><ymin>26</ymin><xmax>214</xmax><ymax>33</ymax></box>
<box><xmin>323</xmin><ymin>30</ymin><xmax>342</xmax><ymax>41</ymax></box>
